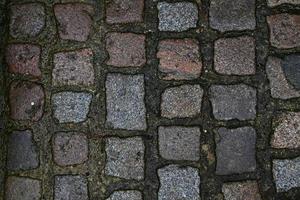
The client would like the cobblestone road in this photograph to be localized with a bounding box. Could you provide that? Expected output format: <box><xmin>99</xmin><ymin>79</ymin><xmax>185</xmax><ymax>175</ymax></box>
<box><xmin>0</xmin><ymin>0</ymin><xmax>300</xmax><ymax>199</ymax></box>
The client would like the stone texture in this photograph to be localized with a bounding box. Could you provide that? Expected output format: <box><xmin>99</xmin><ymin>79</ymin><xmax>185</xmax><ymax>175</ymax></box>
<box><xmin>106</xmin><ymin>0</ymin><xmax>144</xmax><ymax>24</ymax></box>
<box><xmin>7</xmin><ymin>130</ymin><xmax>39</xmax><ymax>171</ymax></box>
<box><xmin>209</xmin><ymin>0</ymin><xmax>256</xmax><ymax>32</ymax></box>
<box><xmin>5</xmin><ymin>44</ymin><xmax>41</xmax><ymax>77</ymax></box>
<box><xmin>106</xmin><ymin>33</ymin><xmax>146</xmax><ymax>67</ymax></box>
<box><xmin>9</xmin><ymin>3</ymin><xmax>45</xmax><ymax>38</ymax></box>
<box><xmin>6</xmin><ymin>176</ymin><xmax>41</xmax><ymax>200</ymax></box>
<box><xmin>52</xmin><ymin>92</ymin><xmax>92</xmax><ymax>123</ymax></box>
<box><xmin>158</xmin><ymin>126</ymin><xmax>201</xmax><ymax>161</ymax></box>
<box><xmin>222</xmin><ymin>181</ymin><xmax>261</xmax><ymax>200</ymax></box>
<box><xmin>54</xmin><ymin>175</ymin><xmax>88</xmax><ymax>200</ymax></box>
<box><xmin>105</xmin><ymin>137</ymin><xmax>144</xmax><ymax>180</ymax></box>
<box><xmin>53</xmin><ymin>132</ymin><xmax>88</xmax><ymax>166</ymax></box>
<box><xmin>158</xmin><ymin>2</ymin><xmax>198</xmax><ymax>32</ymax></box>
<box><xmin>281</xmin><ymin>54</ymin><xmax>300</xmax><ymax>90</ymax></box>
<box><xmin>9</xmin><ymin>81</ymin><xmax>44</xmax><ymax>121</ymax></box>
<box><xmin>209</xmin><ymin>84</ymin><xmax>256</xmax><ymax>120</ymax></box>
<box><xmin>267</xmin><ymin>14</ymin><xmax>300</xmax><ymax>49</ymax></box>
<box><xmin>53</xmin><ymin>48</ymin><xmax>95</xmax><ymax>87</ymax></box>
<box><xmin>107</xmin><ymin>190</ymin><xmax>142</xmax><ymax>200</ymax></box>
<box><xmin>161</xmin><ymin>84</ymin><xmax>203</xmax><ymax>118</ymax></box>
<box><xmin>266</xmin><ymin>56</ymin><xmax>300</xmax><ymax>99</ymax></box>
<box><xmin>158</xmin><ymin>165</ymin><xmax>200</xmax><ymax>200</ymax></box>
<box><xmin>214</xmin><ymin>36</ymin><xmax>256</xmax><ymax>75</ymax></box>
<box><xmin>54</xmin><ymin>3</ymin><xmax>94</xmax><ymax>42</ymax></box>
<box><xmin>157</xmin><ymin>39</ymin><xmax>202</xmax><ymax>80</ymax></box>
<box><xmin>215</xmin><ymin>127</ymin><xmax>257</xmax><ymax>175</ymax></box>
<box><xmin>271</xmin><ymin>112</ymin><xmax>300</xmax><ymax>149</ymax></box>
<box><xmin>106</xmin><ymin>74</ymin><xmax>146</xmax><ymax>130</ymax></box>
<box><xmin>273</xmin><ymin>157</ymin><xmax>300</xmax><ymax>192</ymax></box>
<box><xmin>268</xmin><ymin>0</ymin><xmax>300</xmax><ymax>6</ymax></box>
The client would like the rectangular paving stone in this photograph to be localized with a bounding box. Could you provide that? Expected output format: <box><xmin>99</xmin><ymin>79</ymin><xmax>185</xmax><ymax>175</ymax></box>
<box><xmin>157</xmin><ymin>39</ymin><xmax>202</xmax><ymax>80</ymax></box>
<box><xmin>158</xmin><ymin>126</ymin><xmax>201</xmax><ymax>161</ymax></box>
<box><xmin>215</xmin><ymin>127</ymin><xmax>257</xmax><ymax>175</ymax></box>
<box><xmin>209</xmin><ymin>84</ymin><xmax>256</xmax><ymax>120</ymax></box>
<box><xmin>268</xmin><ymin>0</ymin><xmax>300</xmax><ymax>6</ymax></box>
<box><xmin>106</xmin><ymin>73</ymin><xmax>146</xmax><ymax>130</ymax></box>
<box><xmin>209</xmin><ymin>0</ymin><xmax>256</xmax><ymax>32</ymax></box>
<box><xmin>158</xmin><ymin>2</ymin><xmax>198</xmax><ymax>32</ymax></box>
<box><xmin>161</xmin><ymin>84</ymin><xmax>203</xmax><ymax>119</ymax></box>
<box><xmin>222</xmin><ymin>181</ymin><xmax>261</xmax><ymax>200</ymax></box>
<box><xmin>105</xmin><ymin>137</ymin><xmax>144</xmax><ymax>180</ymax></box>
<box><xmin>273</xmin><ymin>157</ymin><xmax>300</xmax><ymax>192</ymax></box>
<box><xmin>214</xmin><ymin>36</ymin><xmax>256</xmax><ymax>75</ymax></box>
<box><xmin>53</xmin><ymin>48</ymin><xmax>95</xmax><ymax>87</ymax></box>
<box><xmin>107</xmin><ymin>190</ymin><xmax>142</xmax><ymax>200</ymax></box>
<box><xmin>267</xmin><ymin>14</ymin><xmax>300</xmax><ymax>49</ymax></box>
<box><xmin>158</xmin><ymin>164</ymin><xmax>200</xmax><ymax>200</ymax></box>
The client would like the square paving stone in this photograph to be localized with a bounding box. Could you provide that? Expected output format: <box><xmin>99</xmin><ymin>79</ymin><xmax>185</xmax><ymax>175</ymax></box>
<box><xmin>106</xmin><ymin>33</ymin><xmax>146</xmax><ymax>67</ymax></box>
<box><xmin>271</xmin><ymin>112</ymin><xmax>300</xmax><ymax>149</ymax></box>
<box><xmin>158</xmin><ymin>164</ymin><xmax>200</xmax><ymax>200</ymax></box>
<box><xmin>9</xmin><ymin>81</ymin><xmax>45</xmax><ymax>121</ymax></box>
<box><xmin>9</xmin><ymin>3</ymin><xmax>45</xmax><ymax>38</ymax></box>
<box><xmin>273</xmin><ymin>157</ymin><xmax>300</xmax><ymax>192</ymax></box>
<box><xmin>222</xmin><ymin>181</ymin><xmax>261</xmax><ymax>200</ymax></box>
<box><xmin>53</xmin><ymin>48</ymin><xmax>95</xmax><ymax>87</ymax></box>
<box><xmin>267</xmin><ymin>14</ymin><xmax>300</xmax><ymax>49</ymax></box>
<box><xmin>6</xmin><ymin>176</ymin><xmax>41</xmax><ymax>200</ymax></box>
<box><xmin>7</xmin><ymin>130</ymin><xmax>39</xmax><ymax>171</ymax></box>
<box><xmin>268</xmin><ymin>0</ymin><xmax>300</xmax><ymax>6</ymax></box>
<box><xmin>214</xmin><ymin>36</ymin><xmax>256</xmax><ymax>75</ymax></box>
<box><xmin>106</xmin><ymin>74</ymin><xmax>146</xmax><ymax>130</ymax></box>
<box><xmin>107</xmin><ymin>190</ymin><xmax>142</xmax><ymax>200</ymax></box>
<box><xmin>5</xmin><ymin>44</ymin><xmax>41</xmax><ymax>77</ymax></box>
<box><xmin>105</xmin><ymin>137</ymin><xmax>144</xmax><ymax>180</ymax></box>
<box><xmin>209</xmin><ymin>0</ymin><xmax>256</xmax><ymax>32</ymax></box>
<box><xmin>106</xmin><ymin>0</ymin><xmax>144</xmax><ymax>24</ymax></box>
<box><xmin>158</xmin><ymin>126</ymin><xmax>201</xmax><ymax>161</ymax></box>
<box><xmin>158</xmin><ymin>2</ymin><xmax>198</xmax><ymax>32</ymax></box>
<box><xmin>53</xmin><ymin>132</ymin><xmax>88</xmax><ymax>166</ymax></box>
<box><xmin>54</xmin><ymin>175</ymin><xmax>88</xmax><ymax>200</ymax></box>
<box><xmin>52</xmin><ymin>92</ymin><xmax>92</xmax><ymax>123</ymax></box>
<box><xmin>215</xmin><ymin>127</ymin><xmax>257</xmax><ymax>175</ymax></box>
<box><xmin>209</xmin><ymin>84</ymin><xmax>257</xmax><ymax>120</ymax></box>
<box><xmin>157</xmin><ymin>39</ymin><xmax>202</xmax><ymax>80</ymax></box>
<box><xmin>161</xmin><ymin>84</ymin><xmax>203</xmax><ymax>119</ymax></box>
<box><xmin>54</xmin><ymin>3</ymin><xmax>94</xmax><ymax>42</ymax></box>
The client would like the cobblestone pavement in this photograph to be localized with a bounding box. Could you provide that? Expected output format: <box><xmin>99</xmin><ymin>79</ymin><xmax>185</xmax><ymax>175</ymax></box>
<box><xmin>0</xmin><ymin>0</ymin><xmax>300</xmax><ymax>200</ymax></box>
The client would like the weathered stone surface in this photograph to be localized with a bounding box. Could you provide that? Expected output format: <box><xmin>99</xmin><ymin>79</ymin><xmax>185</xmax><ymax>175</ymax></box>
<box><xmin>267</xmin><ymin>14</ymin><xmax>300</xmax><ymax>49</ymax></box>
<box><xmin>222</xmin><ymin>181</ymin><xmax>262</xmax><ymax>200</ymax></box>
<box><xmin>273</xmin><ymin>157</ymin><xmax>300</xmax><ymax>192</ymax></box>
<box><xmin>209</xmin><ymin>0</ymin><xmax>256</xmax><ymax>32</ymax></box>
<box><xmin>52</xmin><ymin>92</ymin><xmax>92</xmax><ymax>123</ymax></box>
<box><xmin>106</xmin><ymin>74</ymin><xmax>146</xmax><ymax>130</ymax></box>
<box><xmin>214</xmin><ymin>36</ymin><xmax>256</xmax><ymax>75</ymax></box>
<box><xmin>158</xmin><ymin>165</ymin><xmax>200</xmax><ymax>200</ymax></box>
<box><xmin>266</xmin><ymin>56</ymin><xmax>300</xmax><ymax>99</ymax></box>
<box><xmin>7</xmin><ymin>130</ymin><xmax>39</xmax><ymax>171</ymax></box>
<box><xmin>158</xmin><ymin>2</ymin><xmax>198</xmax><ymax>32</ymax></box>
<box><xmin>268</xmin><ymin>0</ymin><xmax>300</xmax><ymax>6</ymax></box>
<box><xmin>161</xmin><ymin>85</ymin><xmax>203</xmax><ymax>118</ymax></box>
<box><xmin>53</xmin><ymin>48</ymin><xmax>94</xmax><ymax>87</ymax></box>
<box><xmin>9</xmin><ymin>3</ymin><xmax>45</xmax><ymax>38</ymax></box>
<box><xmin>54</xmin><ymin>3</ymin><xmax>94</xmax><ymax>42</ymax></box>
<box><xmin>281</xmin><ymin>54</ymin><xmax>300</xmax><ymax>90</ymax></box>
<box><xmin>6</xmin><ymin>176</ymin><xmax>41</xmax><ymax>200</ymax></box>
<box><xmin>54</xmin><ymin>175</ymin><xmax>88</xmax><ymax>200</ymax></box>
<box><xmin>107</xmin><ymin>190</ymin><xmax>142</xmax><ymax>200</ymax></box>
<box><xmin>105</xmin><ymin>137</ymin><xmax>144</xmax><ymax>180</ymax></box>
<box><xmin>106</xmin><ymin>0</ymin><xmax>144</xmax><ymax>24</ymax></box>
<box><xmin>158</xmin><ymin>126</ymin><xmax>201</xmax><ymax>161</ymax></box>
<box><xmin>209</xmin><ymin>84</ymin><xmax>256</xmax><ymax>120</ymax></box>
<box><xmin>215</xmin><ymin>127</ymin><xmax>257</xmax><ymax>175</ymax></box>
<box><xmin>53</xmin><ymin>132</ymin><xmax>88</xmax><ymax>166</ymax></box>
<box><xmin>106</xmin><ymin>33</ymin><xmax>146</xmax><ymax>67</ymax></box>
<box><xmin>157</xmin><ymin>39</ymin><xmax>202</xmax><ymax>80</ymax></box>
<box><xmin>9</xmin><ymin>81</ymin><xmax>44</xmax><ymax>121</ymax></box>
<box><xmin>5</xmin><ymin>44</ymin><xmax>41</xmax><ymax>77</ymax></box>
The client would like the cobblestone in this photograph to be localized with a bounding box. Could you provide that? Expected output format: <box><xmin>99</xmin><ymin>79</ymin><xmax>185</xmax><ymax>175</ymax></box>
<box><xmin>268</xmin><ymin>0</ymin><xmax>300</xmax><ymax>6</ymax></box>
<box><xmin>107</xmin><ymin>190</ymin><xmax>142</xmax><ymax>200</ymax></box>
<box><xmin>281</xmin><ymin>54</ymin><xmax>300</xmax><ymax>90</ymax></box>
<box><xmin>222</xmin><ymin>181</ymin><xmax>261</xmax><ymax>200</ymax></box>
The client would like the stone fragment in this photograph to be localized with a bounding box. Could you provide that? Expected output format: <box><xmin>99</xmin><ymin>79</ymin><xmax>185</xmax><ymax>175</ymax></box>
<box><xmin>268</xmin><ymin>0</ymin><xmax>300</xmax><ymax>6</ymax></box>
<box><xmin>222</xmin><ymin>181</ymin><xmax>262</xmax><ymax>200</ymax></box>
<box><xmin>107</xmin><ymin>190</ymin><xmax>142</xmax><ymax>200</ymax></box>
